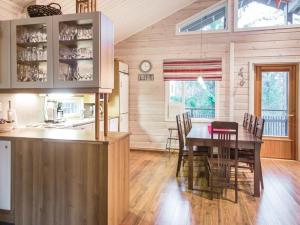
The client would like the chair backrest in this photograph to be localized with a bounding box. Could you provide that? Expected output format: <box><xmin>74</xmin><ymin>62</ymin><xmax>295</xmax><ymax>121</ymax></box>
<box><xmin>176</xmin><ymin>114</ymin><xmax>185</xmax><ymax>152</ymax></box>
<box><xmin>251</xmin><ymin>116</ymin><xmax>258</xmax><ymax>135</ymax></box>
<box><xmin>246</xmin><ymin>113</ymin><xmax>252</xmax><ymax>128</ymax></box>
<box><xmin>182</xmin><ymin>112</ymin><xmax>189</xmax><ymax>137</ymax></box>
<box><xmin>243</xmin><ymin>113</ymin><xmax>248</xmax><ymax>128</ymax></box>
<box><xmin>248</xmin><ymin>114</ymin><xmax>256</xmax><ymax>133</ymax></box>
<box><xmin>254</xmin><ymin>117</ymin><xmax>265</xmax><ymax>139</ymax></box>
<box><xmin>187</xmin><ymin>112</ymin><xmax>192</xmax><ymax>130</ymax></box>
<box><xmin>211</xmin><ymin>121</ymin><xmax>239</xmax><ymax>165</ymax></box>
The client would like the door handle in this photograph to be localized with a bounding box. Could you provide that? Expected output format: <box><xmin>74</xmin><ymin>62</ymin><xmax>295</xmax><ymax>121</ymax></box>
<box><xmin>288</xmin><ymin>114</ymin><xmax>295</xmax><ymax>117</ymax></box>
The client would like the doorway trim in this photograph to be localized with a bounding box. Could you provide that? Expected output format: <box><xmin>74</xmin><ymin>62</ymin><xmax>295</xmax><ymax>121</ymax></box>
<box><xmin>248</xmin><ymin>59</ymin><xmax>300</xmax><ymax>160</ymax></box>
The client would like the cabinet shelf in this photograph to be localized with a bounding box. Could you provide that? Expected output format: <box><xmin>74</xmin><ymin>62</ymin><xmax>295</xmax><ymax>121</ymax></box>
<box><xmin>59</xmin><ymin>39</ymin><xmax>92</xmax><ymax>46</ymax></box>
<box><xmin>17</xmin><ymin>60</ymin><xmax>47</xmax><ymax>65</ymax></box>
<box><xmin>17</xmin><ymin>42</ymin><xmax>47</xmax><ymax>47</ymax></box>
<box><xmin>59</xmin><ymin>58</ymin><xmax>93</xmax><ymax>64</ymax></box>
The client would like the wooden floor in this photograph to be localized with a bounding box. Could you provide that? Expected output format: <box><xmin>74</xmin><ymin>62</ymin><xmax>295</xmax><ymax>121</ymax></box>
<box><xmin>121</xmin><ymin>151</ymin><xmax>300</xmax><ymax>225</ymax></box>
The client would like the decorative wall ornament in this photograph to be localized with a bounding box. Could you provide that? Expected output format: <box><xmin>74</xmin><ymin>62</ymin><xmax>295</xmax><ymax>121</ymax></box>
<box><xmin>139</xmin><ymin>60</ymin><xmax>152</xmax><ymax>73</ymax></box>
<box><xmin>138</xmin><ymin>59</ymin><xmax>154</xmax><ymax>81</ymax></box>
<box><xmin>238</xmin><ymin>67</ymin><xmax>246</xmax><ymax>87</ymax></box>
<box><xmin>76</xmin><ymin>0</ymin><xmax>96</xmax><ymax>13</ymax></box>
<box><xmin>138</xmin><ymin>74</ymin><xmax>154</xmax><ymax>81</ymax></box>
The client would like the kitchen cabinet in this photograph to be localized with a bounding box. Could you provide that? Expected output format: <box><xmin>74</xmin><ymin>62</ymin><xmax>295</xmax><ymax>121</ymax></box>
<box><xmin>11</xmin><ymin>17</ymin><xmax>53</xmax><ymax>88</ymax></box>
<box><xmin>7</xmin><ymin>12</ymin><xmax>114</xmax><ymax>90</ymax></box>
<box><xmin>53</xmin><ymin>12</ymin><xmax>114</xmax><ymax>89</ymax></box>
<box><xmin>70</xmin><ymin>118</ymin><xmax>118</xmax><ymax>132</ymax></box>
<box><xmin>108</xmin><ymin>60</ymin><xmax>129</xmax><ymax>132</ymax></box>
<box><xmin>0</xmin><ymin>21</ymin><xmax>11</xmax><ymax>89</ymax></box>
<box><xmin>109</xmin><ymin>117</ymin><xmax>119</xmax><ymax>132</ymax></box>
<box><xmin>0</xmin><ymin>141</ymin><xmax>11</xmax><ymax>211</ymax></box>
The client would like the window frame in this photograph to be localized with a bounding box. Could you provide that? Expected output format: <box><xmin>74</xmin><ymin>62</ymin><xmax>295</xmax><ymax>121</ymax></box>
<box><xmin>164</xmin><ymin>80</ymin><xmax>219</xmax><ymax>122</ymax></box>
<box><xmin>234</xmin><ymin>0</ymin><xmax>300</xmax><ymax>32</ymax></box>
<box><xmin>176</xmin><ymin>0</ymin><xmax>230</xmax><ymax>35</ymax></box>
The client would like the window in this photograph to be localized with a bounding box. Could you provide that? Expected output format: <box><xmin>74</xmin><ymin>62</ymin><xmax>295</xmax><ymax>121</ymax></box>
<box><xmin>237</xmin><ymin>0</ymin><xmax>300</xmax><ymax>29</ymax></box>
<box><xmin>45</xmin><ymin>94</ymin><xmax>84</xmax><ymax>118</ymax></box>
<box><xmin>177</xmin><ymin>1</ymin><xmax>228</xmax><ymax>33</ymax></box>
<box><xmin>167</xmin><ymin>80</ymin><xmax>216</xmax><ymax>120</ymax></box>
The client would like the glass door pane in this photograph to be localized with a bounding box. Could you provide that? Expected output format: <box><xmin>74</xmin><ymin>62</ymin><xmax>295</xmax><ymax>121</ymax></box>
<box><xmin>261</xmin><ymin>71</ymin><xmax>289</xmax><ymax>137</ymax></box>
<box><xmin>16</xmin><ymin>23</ymin><xmax>48</xmax><ymax>83</ymax></box>
<box><xmin>58</xmin><ymin>19</ymin><xmax>93</xmax><ymax>82</ymax></box>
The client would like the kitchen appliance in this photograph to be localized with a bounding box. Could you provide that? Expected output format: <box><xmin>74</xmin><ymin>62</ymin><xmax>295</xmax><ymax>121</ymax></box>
<box><xmin>119</xmin><ymin>62</ymin><xmax>129</xmax><ymax>132</ymax></box>
<box><xmin>44</xmin><ymin>99</ymin><xmax>64</xmax><ymax>123</ymax></box>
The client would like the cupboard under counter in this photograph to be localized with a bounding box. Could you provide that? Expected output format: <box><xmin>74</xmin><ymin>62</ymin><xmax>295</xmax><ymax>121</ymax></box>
<box><xmin>0</xmin><ymin>128</ymin><xmax>129</xmax><ymax>225</ymax></box>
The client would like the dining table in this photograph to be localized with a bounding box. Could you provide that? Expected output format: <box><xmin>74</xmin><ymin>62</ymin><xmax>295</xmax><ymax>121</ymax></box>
<box><xmin>186</xmin><ymin>123</ymin><xmax>263</xmax><ymax>197</ymax></box>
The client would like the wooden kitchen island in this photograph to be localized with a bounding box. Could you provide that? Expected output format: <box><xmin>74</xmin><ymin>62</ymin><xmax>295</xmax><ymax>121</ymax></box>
<box><xmin>0</xmin><ymin>128</ymin><xmax>129</xmax><ymax>225</ymax></box>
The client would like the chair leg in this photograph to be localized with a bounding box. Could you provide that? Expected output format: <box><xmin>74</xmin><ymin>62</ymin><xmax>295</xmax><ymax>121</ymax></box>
<box><xmin>235</xmin><ymin>164</ymin><xmax>238</xmax><ymax>203</ymax></box>
<box><xmin>176</xmin><ymin>154</ymin><xmax>182</xmax><ymax>177</ymax></box>
<box><xmin>210</xmin><ymin>175</ymin><xmax>213</xmax><ymax>200</ymax></box>
<box><xmin>259</xmin><ymin>159</ymin><xmax>264</xmax><ymax>189</ymax></box>
<box><xmin>205</xmin><ymin>158</ymin><xmax>209</xmax><ymax>185</ymax></box>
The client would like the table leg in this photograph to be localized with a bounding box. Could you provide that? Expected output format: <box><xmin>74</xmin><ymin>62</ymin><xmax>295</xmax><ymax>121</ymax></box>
<box><xmin>188</xmin><ymin>141</ymin><xmax>193</xmax><ymax>190</ymax></box>
<box><xmin>254</xmin><ymin>143</ymin><xmax>261</xmax><ymax>197</ymax></box>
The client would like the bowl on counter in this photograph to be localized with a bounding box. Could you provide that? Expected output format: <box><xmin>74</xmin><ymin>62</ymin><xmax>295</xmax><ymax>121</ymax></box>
<box><xmin>0</xmin><ymin>121</ymin><xmax>15</xmax><ymax>133</ymax></box>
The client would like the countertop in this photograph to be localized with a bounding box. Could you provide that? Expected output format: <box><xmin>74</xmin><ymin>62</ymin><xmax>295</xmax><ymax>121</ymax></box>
<box><xmin>26</xmin><ymin>118</ymin><xmax>95</xmax><ymax>129</ymax></box>
<box><xmin>0</xmin><ymin>128</ymin><xmax>129</xmax><ymax>144</ymax></box>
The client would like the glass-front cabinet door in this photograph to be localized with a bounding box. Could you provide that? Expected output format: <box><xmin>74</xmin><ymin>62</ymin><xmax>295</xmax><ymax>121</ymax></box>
<box><xmin>11</xmin><ymin>17</ymin><xmax>53</xmax><ymax>88</ymax></box>
<box><xmin>0</xmin><ymin>21</ymin><xmax>11</xmax><ymax>89</ymax></box>
<box><xmin>53</xmin><ymin>13</ymin><xmax>100</xmax><ymax>88</ymax></box>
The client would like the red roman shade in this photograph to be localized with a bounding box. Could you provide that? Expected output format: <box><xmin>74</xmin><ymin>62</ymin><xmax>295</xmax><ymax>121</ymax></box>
<box><xmin>163</xmin><ymin>58</ymin><xmax>222</xmax><ymax>81</ymax></box>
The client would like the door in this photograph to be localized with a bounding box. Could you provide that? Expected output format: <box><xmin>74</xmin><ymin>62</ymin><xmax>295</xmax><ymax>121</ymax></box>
<box><xmin>119</xmin><ymin>72</ymin><xmax>129</xmax><ymax>114</ymax></box>
<box><xmin>0</xmin><ymin>141</ymin><xmax>11</xmax><ymax>210</ymax></box>
<box><xmin>11</xmin><ymin>16</ymin><xmax>53</xmax><ymax>88</ymax></box>
<box><xmin>255</xmin><ymin>64</ymin><xmax>298</xmax><ymax>159</ymax></box>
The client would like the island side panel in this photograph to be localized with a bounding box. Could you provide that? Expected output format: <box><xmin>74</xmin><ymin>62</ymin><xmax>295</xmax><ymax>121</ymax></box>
<box><xmin>13</xmin><ymin>139</ymin><xmax>109</xmax><ymax>225</ymax></box>
<box><xmin>53</xmin><ymin>141</ymin><xmax>108</xmax><ymax>225</ymax></box>
<box><xmin>108</xmin><ymin>135</ymin><xmax>129</xmax><ymax>225</ymax></box>
<box><xmin>14</xmin><ymin>139</ymin><xmax>56</xmax><ymax>225</ymax></box>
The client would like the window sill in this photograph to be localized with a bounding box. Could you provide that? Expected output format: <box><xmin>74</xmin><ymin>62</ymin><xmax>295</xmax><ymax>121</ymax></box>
<box><xmin>234</xmin><ymin>23</ymin><xmax>300</xmax><ymax>33</ymax></box>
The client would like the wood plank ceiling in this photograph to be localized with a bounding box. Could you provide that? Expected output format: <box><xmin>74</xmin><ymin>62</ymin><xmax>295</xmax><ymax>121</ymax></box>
<box><xmin>6</xmin><ymin>0</ymin><xmax>197</xmax><ymax>43</ymax></box>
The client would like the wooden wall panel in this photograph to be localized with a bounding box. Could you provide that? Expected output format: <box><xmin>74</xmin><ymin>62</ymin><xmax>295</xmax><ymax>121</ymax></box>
<box><xmin>13</xmin><ymin>140</ymin><xmax>108</xmax><ymax>225</ymax></box>
<box><xmin>12</xmin><ymin>136</ymin><xmax>130</xmax><ymax>225</ymax></box>
<box><xmin>115</xmin><ymin>0</ymin><xmax>300</xmax><ymax>150</ymax></box>
<box><xmin>108</xmin><ymin>136</ymin><xmax>129</xmax><ymax>225</ymax></box>
<box><xmin>0</xmin><ymin>0</ymin><xmax>22</xmax><ymax>20</ymax></box>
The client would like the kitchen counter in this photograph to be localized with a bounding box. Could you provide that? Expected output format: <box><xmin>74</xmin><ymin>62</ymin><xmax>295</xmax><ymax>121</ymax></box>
<box><xmin>0</xmin><ymin>127</ymin><xmax>128</xmax><ymax>144</ymax></box>
<box><xmin>26</xmin><ymin>118</ymin><xmax>95</xmax><ymax>129</ymax></box>
<box><xmin>0</xmin><ymin>128</ymin><xmax>129</xmax><ymax>225</ymax></box>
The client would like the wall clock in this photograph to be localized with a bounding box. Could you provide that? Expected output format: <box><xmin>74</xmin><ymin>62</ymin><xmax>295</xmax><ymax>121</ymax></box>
<box><xmin>139</xmin><ymin>60</ymin><xmax>152</xmax><ymax>73</ymax></box>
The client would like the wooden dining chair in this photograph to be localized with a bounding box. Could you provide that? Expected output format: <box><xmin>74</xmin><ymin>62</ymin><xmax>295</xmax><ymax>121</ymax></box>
<box><xmin>248</xmin><ymin>115</ymin><xmax>256</xmax><ymax>133</ymax></box>
<box><xmin>254</xmin><ymin>117</ymin><xmax>265</xmax><ymax>189</ymax></box>
<box><xmin>182</xmin><ymin>112</ymin><xmax>190</xmax><ymax>137</ymax></box>
<box><xmin>208</xmin><ymin>121</ymin><xmax>239</xmax><ymax>203</ymax></box>
<box><xmin>243</xmin><ymin>113</ymin><xmax>249</xmax><ymax>128</ymax></box>
<box><xmin>187</xmin><ymin>112</ymin><xmax>192</xmax><ymax>130</ymax></box>
<box><xmin>237</xmin><ymin>117</ymin><xmax>265</xmax><ymax>189</ymax></box>
<box><xmin>176</xmin><ymin>114</ymin><xmax>208</xmax><ymax>177</ymax></box>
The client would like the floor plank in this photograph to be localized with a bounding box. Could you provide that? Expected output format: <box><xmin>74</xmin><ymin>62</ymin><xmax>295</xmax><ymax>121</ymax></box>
<box><xmin>121</xmin><ymin>151</ymin><xmax>300</xmax><ymax>225</ymax></box>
